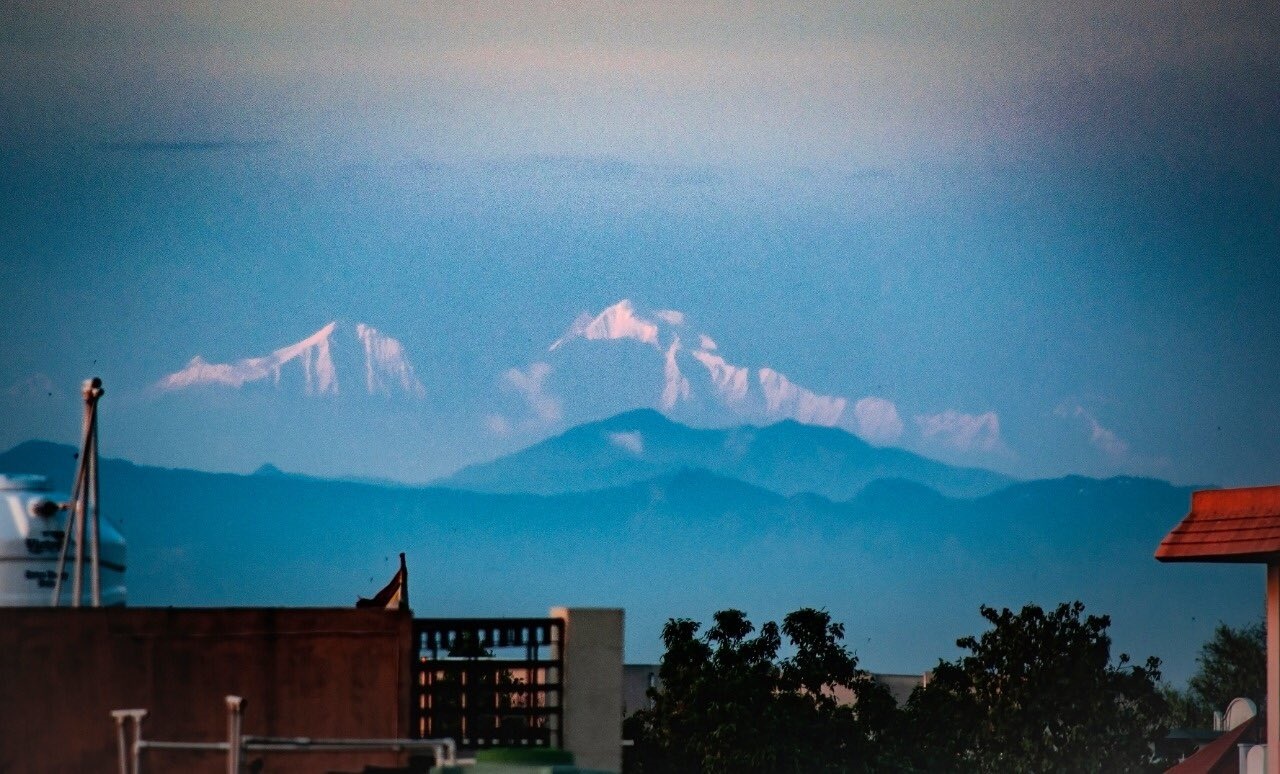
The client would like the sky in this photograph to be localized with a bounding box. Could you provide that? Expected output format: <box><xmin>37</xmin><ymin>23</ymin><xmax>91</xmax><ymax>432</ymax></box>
<box><xmin>1</xmin><ymin>1</ymin><xmax>1278</xmax><ymax>488</ymax></box>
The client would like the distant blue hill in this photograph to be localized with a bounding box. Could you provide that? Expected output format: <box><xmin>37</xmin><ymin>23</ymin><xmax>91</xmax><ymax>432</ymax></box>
<box><xmin>0</xmin><ymin>438</ymin><xmax>1258</xmax><ymax>685</ymax></box>
<box><xmin>439</xmin><ymin>408</ymin><xmax>1014</xmax><ymax>499</ymax></box>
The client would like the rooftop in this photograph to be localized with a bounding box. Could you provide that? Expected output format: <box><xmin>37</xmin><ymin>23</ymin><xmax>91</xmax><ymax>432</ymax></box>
<box><xmin>1156</xmin><ymin>485</ymin><xmax>1280</xmax><ymax>563</ymax></box>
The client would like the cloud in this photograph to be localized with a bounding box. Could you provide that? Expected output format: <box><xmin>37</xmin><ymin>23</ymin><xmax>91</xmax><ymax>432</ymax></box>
<box><xmin>484</xmin><ymin>414</ymin><xmax>512</xmax><ymax>436</ymax></box>
<box><xmin>502</xmin><ymin>362</ymin><xmax>562</xmax><ymax>423</ymax></box>
<box><xmin>100</xmin><ymin>140</ymin><xmax>276</xmax><ymax>154</ymax></box>
<box><xmin>549</xmin><ymin>299</ymin><xmax>662</xmax><ymax>351</ymax></box>
<box><xmin>757</xmin><ymin>368</ymin><xmax>846</xmax><ymax>427</ymax></box>
<box><xmin>915</xmin><ymin>409</ymin><xmax>1003</xmax><ymax>451</ymax></box>
<box><xmin>608</xmin><ymin>430</ymin><xmax>644</xmax><ymax>455</ymax></box>
<box><xmin>6</xmin><ymin>372</ymin><xmax>58</xmax><ymax>398</ymax></box>
<box><xmin>852</xmin><ymin>397</ymin><xmax>904</xmax><ymax>443</ymax></box>
<box><xmin>1056</xmin><ymin>403</ymin><xmax>1129</xmax><ymax>457</ymax></box>
<box><xmin>698</xmin><ymin>334</ymin><xmax>717</xmax><ymax>350</ymax></box>
<box><xmin>692</xmin><ymin>349</ymin><xmax>750</xmax><ymax>405</ymax></box>
<box><xmin>654</xmin><ymin>309</ymin><xmax>685</xmax><ymax>326</ymax></box>
<box><xmin>661</xmin><ymin>338</ymin><xmax>691</xmax><ymax>409</ymax></box>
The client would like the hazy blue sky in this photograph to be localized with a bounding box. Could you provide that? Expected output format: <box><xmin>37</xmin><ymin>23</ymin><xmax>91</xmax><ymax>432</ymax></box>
<box><xmin>1</xmin><ymin>1</ymin><xmax>1277</xmax><ymax>486</ymax></box>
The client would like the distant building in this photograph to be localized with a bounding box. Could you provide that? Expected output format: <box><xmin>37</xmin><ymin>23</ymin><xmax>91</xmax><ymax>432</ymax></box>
<box><xmin>622</xmin><ymin>664</ymin><xmax>660</xmax><ymax>717</ymax></box>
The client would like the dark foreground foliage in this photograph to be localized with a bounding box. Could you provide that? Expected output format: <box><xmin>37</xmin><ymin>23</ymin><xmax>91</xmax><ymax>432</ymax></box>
<box><xmin>627</xmin><ymin>602</ymin><xmax>1169</xmax><ymax>773</ymax></box>
<box><xmin>627</xmin><ymin>608</ymin><xmax>898</xmax><ymax>773</ymax></box>
<box><xmin>1163</xmin><ymin>619</ymin><xmax>1265</xmax><ymax>728</ymax></box>
<box><xmin>902</xmin><ymin>602</ymin><xmax>1168</xmax><ymax>773</ymax></box>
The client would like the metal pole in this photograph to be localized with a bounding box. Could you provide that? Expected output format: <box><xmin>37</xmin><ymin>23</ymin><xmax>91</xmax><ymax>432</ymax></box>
<box><xmin>226</xmin><ymin>695</ymin><xmax>243</xmax><ymax>774</ymax></box>
<box><xmin>70</xmin><ymin>466</ymin><xmax>86</xmax><ymax>607</ymax></box>
<box><xmin>51</xmin><ymin>401</ymin><xmax>92</xmax><ymax>606</ymax></box>
<box><xmin>113</xmin><ymin>713</ymin><xmax>129</xmax><ymax>774</ymax></box>
<box><xmin>87</xmin><ymin>406</ymin><xmax>99</xmax><ymax>606</ymax></box>
<box><xmin>110</xmin><ymin>709</ymin><xmax>147</xmax><ymax>774</ymax></box>
<box><xmin>49</xmin><ymin>469</ymin><xmax>80</xmax><ymax>606</ymax></box>
<box><xmin>88</xmin><ymin>382</ymin><xmax>102</xmax><ymax>606</ymax></box>
<box><xmin>112</xmin><ymin>699</ymin><xmax>459</xmax><ymax>770</ymax></box>
<box><xmin>134</xmin><ymin>716</ymin><xmax>143</xmax><ymax>774</ymax></box>
<box><xmin>70</xmin><ymin>381</ymin><xmax>97</xmax><ymax>607</ymax></box>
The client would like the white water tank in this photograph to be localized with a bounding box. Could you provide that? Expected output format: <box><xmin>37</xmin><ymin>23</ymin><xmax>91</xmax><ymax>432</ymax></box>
<box><xmin>0</xmin><ymin>474</ymin><xmax>126</xmax><ymax>606</ymax></box>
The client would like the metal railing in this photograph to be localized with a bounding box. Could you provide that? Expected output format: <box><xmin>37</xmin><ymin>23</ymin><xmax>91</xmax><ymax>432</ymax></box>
<box><xmin>112</xmin><ymin>695</ymin><xmax>456</xmax><ymax>774</ymax></box>
<box><xmin>411</xmin><ymin>617</ymin><xmax>564</xmax><ymax>750</ymax></box>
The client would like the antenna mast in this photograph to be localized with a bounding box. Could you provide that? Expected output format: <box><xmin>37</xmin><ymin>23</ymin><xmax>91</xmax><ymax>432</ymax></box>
<box><xmin>51</xmin><ymin>377</ymin><xmax>104</xmax><ymax>607</ymax></box>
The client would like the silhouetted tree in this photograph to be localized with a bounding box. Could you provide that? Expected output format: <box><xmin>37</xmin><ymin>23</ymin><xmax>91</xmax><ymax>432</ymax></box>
<box><xmin>628</xmin><ymin>608</ymin><xmax>896</xmax><ymax>773</ymax></box>
<box><xmin>1188</xmin><ymin>620</ymin><xmax>1265</xmax><ymax>716</ymax></box>
<box><xmin>1163</xmin><ymin>619</ymin><xmax>1265</xmax><ymax>728</ymax></box>
<box><xmin>903</xmin><ymin>602</ymin><xmax>1167</xmax><ymax>773</ymax></box>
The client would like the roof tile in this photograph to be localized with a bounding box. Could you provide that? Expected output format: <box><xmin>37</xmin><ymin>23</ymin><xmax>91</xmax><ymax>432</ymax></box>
<box><xmin>1156</xmin><ymin>486</ymin><xmax>1280</xmax><ymax>563</ymax></box>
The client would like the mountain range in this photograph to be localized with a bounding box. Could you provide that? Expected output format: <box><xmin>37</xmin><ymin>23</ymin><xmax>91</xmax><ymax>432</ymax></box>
<box><xmin>147</xmin><ymin>301</ymin><xmax>1005</xmax><ymax>461</ymax></box>
<box><xmin>441</xmin><ymin>408</ymin><xmax>1011</xmax><ymax>499</ymax></box>
<box><xmin>0</xmin><ymin>411</ymin><xmax>1257</xmax><ymax>684</ymax></box>
<box><xmin>103</xmin><ymin>301</ymin><xmax>1054</xmax><ymax>489</ymax></box>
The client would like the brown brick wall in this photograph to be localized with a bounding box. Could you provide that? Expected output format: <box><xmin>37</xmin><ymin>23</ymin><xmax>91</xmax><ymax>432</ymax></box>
<box><xmin>0</xmin><ymin>608</ymin><xmax>413</xmax><ymax>773</ymax></box>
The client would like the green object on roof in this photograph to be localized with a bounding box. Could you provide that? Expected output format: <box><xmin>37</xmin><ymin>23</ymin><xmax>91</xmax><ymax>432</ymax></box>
<box><xmin>475</xmin><ymin>748</ymin><xmax>574</xmax><ymax>765</ymax></box>
<box><xmin>429</xmin><ymin>746</ymin><xmax>614</xmax><ymax>774</ymax></box>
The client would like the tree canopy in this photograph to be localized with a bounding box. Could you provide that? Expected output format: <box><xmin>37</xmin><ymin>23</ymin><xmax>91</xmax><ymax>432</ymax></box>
<box><xmin>1164</xmin><ymin>619</ymin><xmax>1264</xmax><ymax>728</ymax></box>
<box><xmin>1188</xmin><ymin>620</ymin><xmax>1265</xmax><ymax>715</ymax></box>
<box><xmin>627</xmin><ymin>607</ymin><xmax>896</xmax><ymax>773</ymax></box>
<box><xmin>903</xmin><ymin>602</ymin><xmax>1167</xmax><ymax>773</ymax></box>
<box><xmin>628</xmin><ymin>602</ymin><xmax>1168</xmax><ymax>773</ymax></box>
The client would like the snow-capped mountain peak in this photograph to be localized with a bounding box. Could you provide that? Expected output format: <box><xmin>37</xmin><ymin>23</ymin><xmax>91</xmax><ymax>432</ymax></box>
<box><xmin>549</xmin><ymin>299</ymin><xmax>662</xmax><ymax>351</ymax></box>
<box><xmin>156</xmin><ymin>321</ymin><xmax>425</xmax><ymax>398</ymax></box>
<box><xmin>535</xmin><ymin>299</ymin><xmax>853</xmax><ymax>429</ymax></box>
<box><xmin>356</xmin><ymin>323</ymin><xmax>427</xmax><ymax>397</ymax></box>
<box><xmin>526</xmin><ymin>299</ymin><xmax>940</xmax><ymax>450</ymax></box>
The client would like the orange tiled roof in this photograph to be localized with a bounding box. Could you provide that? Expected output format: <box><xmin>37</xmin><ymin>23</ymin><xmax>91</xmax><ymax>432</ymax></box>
<box><xmin>1165</xmin><ymin>715</ymin><xmax>1260</xmax><ymax>774</ymax></box>
<box><xmin>1156</xmin><ymin>486</ymin><xmax>1280</xmax><ymax>563</ymax></box>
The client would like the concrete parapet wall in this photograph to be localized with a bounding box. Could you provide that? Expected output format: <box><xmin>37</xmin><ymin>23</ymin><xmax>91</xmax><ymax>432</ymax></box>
<box><xmin>551</xmin><ymin>607</ymin><xmax>623</xmax><ymax>773</ymax></box>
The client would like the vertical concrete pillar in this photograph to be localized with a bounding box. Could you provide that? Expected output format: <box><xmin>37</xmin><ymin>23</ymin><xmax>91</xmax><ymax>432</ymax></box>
<box><xmin>550</xmin><ymin>607</ymin><xmax>623</xmax><ymax>773</ymax></box>
<box><xmin>1268</xmin><ymin>564</ymin><xmax>1279</xmax><ymax>774</ymax></box>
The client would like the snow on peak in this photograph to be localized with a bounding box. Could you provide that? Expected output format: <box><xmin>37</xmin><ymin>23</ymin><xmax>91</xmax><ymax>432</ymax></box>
<box><xmin>853</xmin><ymin>397</ymin><xmax>905</xmax><ymax>444</ymax></box>
<box><xmin>542</xmin><ymin>300</ymin><xmax>854</xmax><ymax>429</ymax></box>
<box><xmin>661</xmin><ymin>337</ymin><xmax>691</xmax><ymax>409</ymax></box>
<box><xmin>608</xmin><ymin>430</ymin><xmax>645</xmax><ymax>455</ymax></box>
<box><xmin>691</xmin><ymin>348</ymin><xmax>749</xmax><ymax>405</ymax></box>
<box><xmin>533</xmin><ymin>300</ymin><xmax>995</xmax><ymax>455</ymax></box>
<box><xmin>157</xmin><ymin>321</ymin><xmax>424</xmax><ymax>398</ymax></box>
<box><xmin>549</xmin><ymin>299</ymin><xmax>666</xmax><ymax>351</ymax></box>
<box><xmin>757</xmin><ymin>367</ymin><xmax>846</xmax><ymax>427</ymax></box>
<box><xmin>356</xmin><ymin>323</ymin><xmax>426</xmax><ymax>397</ymax></box>
<box><xmin>917</xmin><ymin>409</ymin><xmax>1002</xmax><ymax>451</ymax></box>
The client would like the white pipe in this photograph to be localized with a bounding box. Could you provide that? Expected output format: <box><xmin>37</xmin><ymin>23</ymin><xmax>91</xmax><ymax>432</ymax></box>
<box><xmin>110</xmin><ymin>709</ymin><xmax>147</xmax><ymax>774</ymax></box>
<box><xmin>113</xmin><ymin>700</ymin><xmax>457</xmax><ymax>768</ymax></box>
<box><xmin>113</xmin><ymin>713</ymin><xmax>128</xmax><ymax>774</ymax></box>
<box><xmin>226</xmin><ymin>695</ymin><xmax>243</xmax><ymax>774</ymax></box>
<box><xmin>138</xmin><ymin>741</ymin><xmax>230</xmax><ymax>751</ymax></box>
<box><xmin>241</xmin><ymin>737</ymin><xmax>456</xmax><ymax>762</ymax></box>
